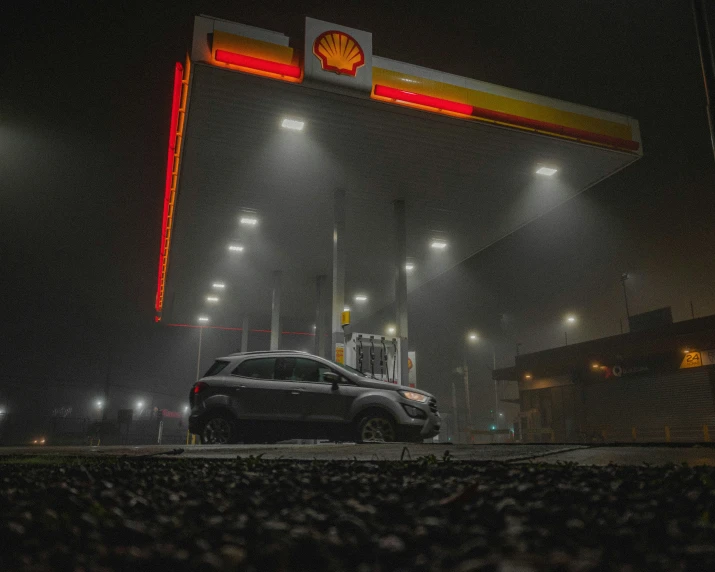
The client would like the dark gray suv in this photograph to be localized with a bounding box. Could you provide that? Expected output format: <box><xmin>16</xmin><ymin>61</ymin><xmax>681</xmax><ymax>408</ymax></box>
<box><xmin>188</xmin><ymin>350</ymin><xmax>440</xmax><ymax>444</ymax></box>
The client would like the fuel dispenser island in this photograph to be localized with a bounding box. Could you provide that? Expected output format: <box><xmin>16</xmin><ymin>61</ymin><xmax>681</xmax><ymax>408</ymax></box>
<box><xmin>336</xmin><ymin>310</ymin><xmax>416</xmax><ymax>386</ymax></box>
<box><xmin>345</xmin><ymin>332</ymin><xmax>403</xmax><ymax>384</ymax></box>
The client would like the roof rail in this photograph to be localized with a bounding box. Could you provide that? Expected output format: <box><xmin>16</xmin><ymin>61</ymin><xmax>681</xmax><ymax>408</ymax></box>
<box><xmin>226</xmin><ymin>350</ymin><xmax>311</xmax><ymax>357</ymax></box>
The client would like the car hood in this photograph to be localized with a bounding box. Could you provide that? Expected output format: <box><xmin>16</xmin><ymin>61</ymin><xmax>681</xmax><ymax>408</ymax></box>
<box><xmin>352</xmin><ymin>378</ymin><xmax>433</xmax><ymax>398</ymax></box>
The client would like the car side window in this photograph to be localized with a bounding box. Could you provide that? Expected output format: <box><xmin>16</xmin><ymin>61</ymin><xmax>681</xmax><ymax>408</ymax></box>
<box><xmin>291</xmin><ymin>358</ymin><xmax>347</xmax><ymax>384</ymax></box>
<box><xmin>232</xmin><ymin>358</ymin><xmax>276</xmax><ymax>380</ymax></box>
<box><xmin>274</xmin><ymin>357</ymin><xmax>297</xmax><ymax>380</ymax></box>
<box><xmin>292</xmin><ymin>358</ymin><xmax>321</xmax><ymax>382</ymax></box>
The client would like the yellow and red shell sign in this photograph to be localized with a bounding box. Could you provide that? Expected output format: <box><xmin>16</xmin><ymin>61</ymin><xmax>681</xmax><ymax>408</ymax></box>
<box><xmin>312</xmin><ymin>30</ymin><xmax>365</xmax><ymax>76</ymax></box>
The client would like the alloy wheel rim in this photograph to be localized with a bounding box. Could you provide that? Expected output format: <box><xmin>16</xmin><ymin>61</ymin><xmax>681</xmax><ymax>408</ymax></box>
<box><xmin>204</xmin><ymin>417</ymin><xmax>231</xmax><ymax>444</ymax></box>
<box><xmin>361</xmin><ymin>417</ymin><xmax>395</xmax><ymax>442</ymax></box>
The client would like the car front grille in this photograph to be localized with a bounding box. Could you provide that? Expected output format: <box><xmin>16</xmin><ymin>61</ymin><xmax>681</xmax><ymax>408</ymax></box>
<box><xmin>429</xmin><ymin>398</ymin><xmax>438</xmax><ymax>414</ymax></box>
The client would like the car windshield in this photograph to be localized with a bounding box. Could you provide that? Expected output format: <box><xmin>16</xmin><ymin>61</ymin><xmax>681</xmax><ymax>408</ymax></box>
<box><xmin>330</xmin><ymin>360</ymin><xmax>367</xmax><ymax>377</ymax></box>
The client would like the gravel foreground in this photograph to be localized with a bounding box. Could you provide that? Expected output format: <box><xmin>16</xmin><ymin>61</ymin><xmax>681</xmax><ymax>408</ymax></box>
<box><xmin>2</xmin><ymin>455</ymin><xmax>715</xmax><ymax>571</ymax></box>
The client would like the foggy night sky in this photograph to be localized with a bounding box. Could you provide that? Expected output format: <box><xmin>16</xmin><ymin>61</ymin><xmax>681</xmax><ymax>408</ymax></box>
<box><xmin>1</xmin><ymin>1</ymin><xmax>714</xmax><ymax>420</ymax></box>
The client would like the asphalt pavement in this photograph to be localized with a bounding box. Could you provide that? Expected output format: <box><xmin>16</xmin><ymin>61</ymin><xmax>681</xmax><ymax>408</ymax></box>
<box><xmin>3</xmin><ymin>442</ymin><xmax>715</xmax><ymax>465</ymax></box>
<box><xmin>3</xmin><ymin>444</ymin><xmax>715</xmax><ymax>570</ymax></box>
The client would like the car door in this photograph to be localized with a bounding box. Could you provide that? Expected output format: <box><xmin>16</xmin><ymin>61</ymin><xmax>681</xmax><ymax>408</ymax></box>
<box><xmin>291</xmin><ymin>358</ymin><xmax>361</xmax><ymax>424</ymax></box>
<box><xmin>230</xmin><ymin>357</ymin><xmax>303</xmax><ymax>421</ymax></box>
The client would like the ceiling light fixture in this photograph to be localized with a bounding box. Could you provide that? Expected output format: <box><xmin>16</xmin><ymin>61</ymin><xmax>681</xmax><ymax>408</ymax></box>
<box><xmin>536</xmin><ymin>166</ymin><xmax>558</xmax><ymax>176</ymax></box>
<box><xmin>228</xmin><ymin>245</ymin><xmax>244</xmax><ymax>252</ymax></box>
<box><xmin>240</xmin><ymin>216</ymin><xmax>258</xmax><ymax>226</ymax></box>
<box><xmin>206</xmin><ymin>296</ymin><xmax>219</xmax><ymax>302</ymax></box>
<box><xmin>354</xmin><ymin>295</ymin><xmax>368</xmax><ymax>302</ymax></box>
<box><xmin>212</xmin><ymin>283</ymin><xmax>225</xmax><ymax>289</ymax></box>
<box><xmin>198</xmin><ymin>316</ymin><xmax>209</xmax><ymax>323</ymax></box>
<box><xmin>430</xmin><ymin>240</ymin><xmax>448</xmax><ymax>249</ymax></box>
<box><xmin>281</xmin><ymin>118</ymin><xmax>305</xmax><ymax>131</ymax></box>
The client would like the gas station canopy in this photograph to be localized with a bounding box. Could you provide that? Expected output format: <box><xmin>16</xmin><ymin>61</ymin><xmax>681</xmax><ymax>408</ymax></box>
<box><xmin>157</xmin><ymin>15</ymin><xmax>642</xmax><ymax>336</ymax></box>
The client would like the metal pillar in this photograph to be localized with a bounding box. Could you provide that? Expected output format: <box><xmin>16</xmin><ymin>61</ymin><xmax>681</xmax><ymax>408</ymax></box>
<box><xmin>331</xmin><ymin>189</ymin><xmax>346</xmax><ymax>360</ymax></box>
<box><xmin>270</xmin><ymin>271</ymin><xmax>282</xmax><ymax>350</ymax></box>
<box><xmin>241</xmin><ymin>314</ymin><xmax>249</xmax><ymax>353</ymax></box>
<box><xmin>196</xmin><ymin>326</ymin><xmax>203</xmax><ymax>381</ymax></box>
<box><xmin>693</xmin><ymin>0</ymin><xmax>715</xmax><ymax>163</ymax></box>
<box><xmin>315</xmin><ymin>275</ymin><xmax>327</xmax><ymax>357</ymax></box>
<box><xmin>462</xmin><ymin>356</ymin><xmax>471</xmax><ymax>428</ymax></box>
<box><xmin>394</xmin><ymin>199</ymin><xmax>409</xmax><ymax>385</ymax></box>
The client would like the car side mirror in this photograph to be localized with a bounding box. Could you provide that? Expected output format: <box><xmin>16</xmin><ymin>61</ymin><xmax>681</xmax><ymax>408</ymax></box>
<box><xmin>324</xmin><ymin>371</ymin><xmax>340</xmax><ymax>390</ymax></box>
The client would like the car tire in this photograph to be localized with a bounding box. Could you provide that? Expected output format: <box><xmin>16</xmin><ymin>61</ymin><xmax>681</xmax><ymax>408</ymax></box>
<box><xmin>356</xmin><ymin>411</ymin><xmax>397</xmax><ymax>443</ymax></box>
<box><xmin>200</xmin><ymin>411</ymin><xmax>238</xmax><ymax>444</ymax></box>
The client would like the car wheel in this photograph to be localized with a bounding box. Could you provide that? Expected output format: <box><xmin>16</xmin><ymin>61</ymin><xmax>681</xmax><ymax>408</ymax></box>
<box><xmin>357</xmin><ymin>412</ymin><xmax>397</xmax><ymax>443</ymax></box>
<box><xmin>200</xmin><ymin>411</ymin><xmax>238</xmax><ymax>444</ymax></box>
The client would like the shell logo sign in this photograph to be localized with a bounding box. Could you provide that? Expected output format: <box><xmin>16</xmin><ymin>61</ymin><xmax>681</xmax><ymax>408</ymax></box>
<box><xmin>312</xmin><ymin>30</ymin><xmax>365</xmax><ymax>76</ymax></box>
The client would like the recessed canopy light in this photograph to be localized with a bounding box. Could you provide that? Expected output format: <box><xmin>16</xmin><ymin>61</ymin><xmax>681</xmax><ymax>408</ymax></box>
<box><xmin>405</xmin><ymin>263</ymin><xmax>415</xmax><ymax>271</ymax></box>
<box><xmin>281</xmin><ymin>118</ymin><xmax>305</xmax><ymax>131</ymax></box>
<box><xmin>343</xmin><ymin>306</ymin><xmax>350</xmax><ymax>312</ymax></box>
<box><xmin>387</xmin><ymin>326</ymin><xmax>396</xmax><ymax>334</ymax></box>
<box><xmin>212</xmin><ymin>283</ymin><xmax>225</xmax><ymax>289</ymax></box>
<box><xmin>354</xmin><ymin>295</ymin><xmax>368</xmax><ymax>302</ymax></box>
<box><xmin>240</xmin><ymin>217</ymin><xmax>258</xmax><ymax>226</ymax></box>
<box><xmin>228</xmin><ymin>244</ymin><xmax>244</xmax><ymax>252</ymax></box>
<box><xmin>198</xmin><ymin>316</ymin><xmax>209</xmax><ymax>323</ymax></box>
<box><xmin>430</xmin><ymin>240</ymin><xmax>448</xmax><ymax>249</ymax></box>
<box><xmin>206</xmin><ymin>296</ymin><xmax>219</xmax><ymax>303</ymax></box>
<box><xmin>536</xmin><ymin>166</ymin><xmax>558</xmax><ymax>176</ymax></box>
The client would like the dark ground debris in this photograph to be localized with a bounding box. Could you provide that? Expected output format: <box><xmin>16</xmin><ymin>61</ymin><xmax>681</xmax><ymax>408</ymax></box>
<box><xmin>1</xmin><ymin>456</ymin><xmax>715</xmax><ymax>571</ymax></box>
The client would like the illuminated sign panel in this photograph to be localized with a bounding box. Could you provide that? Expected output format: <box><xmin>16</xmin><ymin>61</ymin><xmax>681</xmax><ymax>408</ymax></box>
<box><xmin>313</xmin><ymin>31</ymin><xmax>365</xmax><ymax>76</ymax></box>
<box><xmin>304</xmin><ymin>17</ymin><xmax>372</xmax><ymax>93</ymax></box>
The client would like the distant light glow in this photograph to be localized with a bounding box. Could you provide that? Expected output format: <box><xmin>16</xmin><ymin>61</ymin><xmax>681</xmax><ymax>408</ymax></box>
<box><xmin>343</xmin><ymin>306</ymin><xmax>350</xmax><ymax>312</ymax></box>
<box><xmin>212</xmin><ymin>283</ymin><xmax>225</xmax><ymax>289</ymax></box>
<box><xmin>387</xmin><ymin>326</ymin><xmax>396</xmax><ymax>334</ymax></box>
<box><xmin>281</xmin><ymin>118</ymin><xmax>305</xmax><ymax>131</ymax></box>
<box><xmin>240</xmin><ymin>217</ymin><xmax>258</xmax><ymax>226</ymax></box>
<box><xmin>184</xmin><ymin>405</ymin><xmax>190</xmax><ymax>413</ymax></box>
<box><xmin>206</xmin><ymin>296</ymin><xmax>219</xmax><ymax>303</ymax></box>
<box><xmin>198</xmin><ymin>316</ymin><xmax>209</xmax><ymax>323</ymax></box>
<box><xmin>228</xmin><ymin>245</ymin><xmax>244</xmax><ymax>252</ymax></box>
<box><xmin>499</xmin><ymin>413</ymin><xmax>504</xmax><ymax>417</ymax></box>
<box><xmin>430</xmin><ymin>240</ymin><xmax>448</xmax><ymax>249</ymax></box>
<box><xmin>96</xmin><ymin>400</ymin><xmax>104</xmax><ymax>408</ymax></box>
<box><xmin>405</xmin><ymin>263</ymin><xmax>415</xmax><ymax>271</ymax></box>
<box><xmin>592</xmin><ymin>363</ymin><xmax>600</xmax><ymax>369</ymax></box>
<box><xmin>468</xmin><ymin>333</ymin><xmax>478</xmax><ymax>341</ymax></box>
<box><xmin>524</xmin><ymin>374</ymin><xmax>532</xmax><ymax>380</ymax></box>
<box><xmin>354</xmin><ymin>295</ymin><xmax>368</xmax><ymax>302</ymax></box>
<box><xmin>536</xmin><ymin>166</ymin><xmax>558</xmax><ymax>176</ymax></box>
<box><xmin>490</xmin><ymin>425</ymin><xmax>496</xmax><ymax>430</ymax></box>
<box><xmin>566</xmin><ymin>315</ymin><xmax>576</xmax><ymax>323</ymax></box>
<box><xmin>136</xmin><ymin>401</ymin><xmax>144</xmax><ymax>409</ymax></box>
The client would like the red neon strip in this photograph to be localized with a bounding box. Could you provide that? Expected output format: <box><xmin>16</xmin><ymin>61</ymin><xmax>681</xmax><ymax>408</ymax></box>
<box><xmin>166</xmin><ymin>323</ymin><xmax>315</xmax><ymax>336</ymax></box>
<box><xmin>469</xmin><ymin>106</ymin><xmax>640</xmax><ymax>151</ymax></box>
<box><xmin>374</xmin><ymin>84</ymin><xmax>473</xmax><ymax>115</ymax></box>
<box><xmin>215</xmin><ymin>50</ymin><xmax>301</xmax><ymax>78</ymax></box>
<box><xmin>155</xmin><ymin>62</ymin><xmax>184</xmax><ymax>316</ymax></box>
<box><xmin>374</xmin><ymin>84</ymin><xmax>639</xmax><ymax>151</ymax></box>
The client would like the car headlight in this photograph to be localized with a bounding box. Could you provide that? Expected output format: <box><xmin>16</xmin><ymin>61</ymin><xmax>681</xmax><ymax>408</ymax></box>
<box><xmin>399</xmin><ymin>390</ymin><xmax>429</xmax><ymax>403</ymax></box>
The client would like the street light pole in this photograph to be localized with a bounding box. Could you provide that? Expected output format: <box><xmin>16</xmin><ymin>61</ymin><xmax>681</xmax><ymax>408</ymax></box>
<box><xmin>620</xmin><ymin>273</ymin><xmax>631</xmax><ymax>322</ymax></box>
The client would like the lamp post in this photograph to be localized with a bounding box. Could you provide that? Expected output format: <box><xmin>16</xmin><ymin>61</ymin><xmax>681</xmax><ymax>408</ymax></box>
<box><xmin>468</xmin><ymin>332</ymin><xmax>499</xmax><ymax>430</ymax></box>
<box><xmin>620</xmin><ymin>273</ymin><xmax>630</xmax><ymax>327</ymax></box>
<box><xmin>564</xmin><ymin>314</ymin><xmax>577</xmax><ymax>345</ymax></box>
